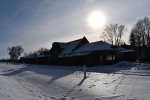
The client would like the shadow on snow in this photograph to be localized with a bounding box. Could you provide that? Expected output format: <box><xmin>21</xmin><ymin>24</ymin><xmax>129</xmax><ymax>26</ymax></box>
<box><xmin>0</xmin><ymin>63</ymin><xmax>135</xmax><ymax>84</ymax></box>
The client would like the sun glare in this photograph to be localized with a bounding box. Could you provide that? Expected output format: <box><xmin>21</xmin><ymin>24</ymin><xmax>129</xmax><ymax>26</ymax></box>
<box><xmin>87</xmin><ymin>11</ymin><xmax>106</xmax><ymax>29</ymax></box>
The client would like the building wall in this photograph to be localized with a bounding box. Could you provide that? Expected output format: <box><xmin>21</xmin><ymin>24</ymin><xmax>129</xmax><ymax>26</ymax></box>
<box><xmin>52</xmin><ymin>51</ymin><xmax>119</xmax><ymax>66</ymax></box>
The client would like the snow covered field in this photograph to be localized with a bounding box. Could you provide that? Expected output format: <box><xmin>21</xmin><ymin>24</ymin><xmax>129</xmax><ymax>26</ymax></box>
<box><xmin>0</xmin><ymin>62</ymin><xmax>150</xmax><ymax>100</ymax></box>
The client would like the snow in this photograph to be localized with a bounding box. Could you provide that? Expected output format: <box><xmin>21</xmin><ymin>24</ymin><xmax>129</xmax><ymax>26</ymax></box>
<box><xmin>60</xmin><ymin>39</ymin><xmax>82</xmax><ymax>55</ymax></box>
<box><xmin>74</xmin><ymin>41</ymin><xmax>132</xmax><ymax>54</ymax></box>
<box><xmin>0</xmin><ymin>62</ymin><xmax>150</xmax><ymax>100</ymax></box>
<box><xmin>113</xmin><ymin>61</ymin><xmax>134</xmax><ymax>67</ymax></box>
<box><xmin>75</xmin><ymin>41</ymin><xmax>112</xmax><ymax>53</ymax></box>
<box><xmin>58</xmin><ymin>43</ymin><xmax>68</xmax><ymax>49</ymax></box>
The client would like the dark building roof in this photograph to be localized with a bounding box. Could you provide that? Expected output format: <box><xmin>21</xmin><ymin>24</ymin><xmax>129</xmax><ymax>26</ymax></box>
<box><xmin>75</xmin><ymin>41</ymin><xmax>111</xmax><ymax>53</ymax></box>
<box><xmin>50</xmin><ymin>36</ymin><xmax>89</xmax><ymax>57</ymax></box>
<box><xmin>75</xmin><ymin>41</ymin><xmax>127</xmax><ymax>53</ymax></box>
<box><xmin>58</xmin><ymin>40</ymin><xmax>131</xmax><ymax>58</ymax></box>
<box><xmin>61</xmin><ymin>37</ymin><xmax>88</xmax><ymax>55</ymax></box>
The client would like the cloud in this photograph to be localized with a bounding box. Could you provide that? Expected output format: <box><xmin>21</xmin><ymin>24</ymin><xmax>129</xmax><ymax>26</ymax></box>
<box><xmin>1</xmin><ymin>0</ymin><xmax>150</xmax><ymax>58</ymax></box>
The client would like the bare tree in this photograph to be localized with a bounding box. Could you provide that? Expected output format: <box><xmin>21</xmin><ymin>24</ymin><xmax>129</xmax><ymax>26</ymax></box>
<box><xmin>103</xmin><ymin>24</ymin><xmax>126</xmax><ymax>46</ymax></box>
<box><xmin>129</xmin><ymin>32</ymin><xmax>136</xmax><ymax>46</ymax></box>
<box><xmin>129</xmin><ymin>17</ymin><xmax>150</xmax><ymax>46</ymax></box>
<box><xmin>23</xmin><ymin>48</ymin><xmax>49</xmax><ymax>58</ymax></box>
<box><xmin>36</xmin><ymin>48</ymin><xmax>49</xmax><ymax>56</ymax></box>
<box><xmin>8</xmin><ymin>46</ymin><xmax>24</xmax><ymax>60</ymax></box>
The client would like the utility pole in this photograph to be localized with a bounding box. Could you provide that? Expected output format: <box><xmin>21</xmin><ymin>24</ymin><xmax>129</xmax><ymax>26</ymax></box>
<box><xmin>83</xmin><ymin>65</ymin><xmax>87</xmax><ymax>78</ymax></box>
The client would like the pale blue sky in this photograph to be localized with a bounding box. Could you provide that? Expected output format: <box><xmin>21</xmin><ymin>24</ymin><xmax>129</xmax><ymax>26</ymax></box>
<box><xmin>0</xmin><ymin>0</ymin><xmax>150</xmax><ymax>59</ymax></box>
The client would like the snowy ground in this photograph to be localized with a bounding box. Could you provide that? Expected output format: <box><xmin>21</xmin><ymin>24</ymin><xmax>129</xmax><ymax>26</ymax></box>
<box><xmin>0</xmin><ymin>62</ymin><xmax>150</xmax><ymax>100</ymax></box>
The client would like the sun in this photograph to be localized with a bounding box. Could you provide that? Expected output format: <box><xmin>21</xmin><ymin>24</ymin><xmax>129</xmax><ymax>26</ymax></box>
<box><xmin>87</xmin><ymin>11</ymin><xmax>106</xmax><ymax>29</ymax></box>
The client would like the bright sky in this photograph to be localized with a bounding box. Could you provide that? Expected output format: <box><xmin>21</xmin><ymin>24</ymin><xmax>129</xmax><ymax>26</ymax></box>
<box><xmin>0</xmin><ymin>0</ymin><xmax>150</xmax><ymax>59</ymax></box>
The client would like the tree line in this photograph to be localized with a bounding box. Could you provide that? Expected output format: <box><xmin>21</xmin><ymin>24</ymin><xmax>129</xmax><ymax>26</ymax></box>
<box><xmin>7</xmin><ymin>47</ymin><xmax>49</xmax><ymax>60</ymax></box>
<box><xmin>103</xmin><ymin>17</ymin><xmax>150</xmax><ymax>47</ymax></box>
<box><xmin>130</xmin><ymin>17</ymin><xmax>150</xmax><ymax>46</ymax></box>
<box><xmin>7</xmin><ymin>16</ymin><xmax>150</xmax><ymax>60</ymax></box>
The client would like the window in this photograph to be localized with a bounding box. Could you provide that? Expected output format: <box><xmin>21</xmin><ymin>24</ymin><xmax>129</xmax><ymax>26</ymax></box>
<box><xmin>106</xmin><ymin>54</ymin><xmax>115</xmax><ymax>60</ymax></box>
